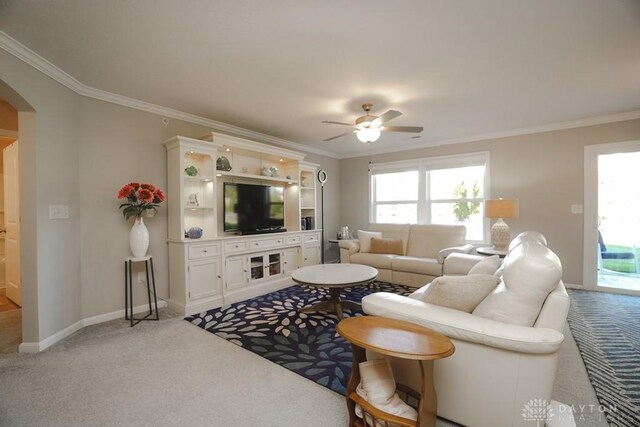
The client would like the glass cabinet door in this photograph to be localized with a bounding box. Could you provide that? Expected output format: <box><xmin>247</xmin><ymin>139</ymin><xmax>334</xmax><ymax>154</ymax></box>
<box><xmin>250</xmin><ymin>255</ymin><xmax>264</xmax><ymax>280</ymax></box>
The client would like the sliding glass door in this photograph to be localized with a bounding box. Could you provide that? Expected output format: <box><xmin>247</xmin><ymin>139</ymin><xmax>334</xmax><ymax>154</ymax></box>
<box><xmin>584</xmin><ymin>141</ymin><xmax>640</xmax><ymax>294</ymax></box>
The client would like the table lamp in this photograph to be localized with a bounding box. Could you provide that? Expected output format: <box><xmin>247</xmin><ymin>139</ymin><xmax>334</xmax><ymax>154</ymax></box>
<box><xmin>485</xmin><ymin>199</ymin><xmax>519</xmax><ymax>249</ymax></box>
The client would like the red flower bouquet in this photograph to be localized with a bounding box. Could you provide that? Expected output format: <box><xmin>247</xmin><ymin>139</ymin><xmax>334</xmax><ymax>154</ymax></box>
<box><xmin>117</xmin><ymin>182</ymin><xmax>166</xmax><ymax>219</ymax></box>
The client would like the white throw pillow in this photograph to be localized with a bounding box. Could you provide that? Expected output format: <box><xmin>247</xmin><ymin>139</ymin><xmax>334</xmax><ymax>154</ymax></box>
<box><xmin>358</xmin><ymin>230</ymin><xmax>383</xmax><ymax>253</ymax></box>
<box><xmin>472</xmin><ymin>242</ymin><xmax>562</xmax><ymax>326</ymax></box>
<box><xmin>468</xmin><ymin>255</ymin><xmax>502</xmax><ymax>275</ymax></box>
<box><xmin>355</xmin><ymin>359</ymin><xmax>418</xmax><ymax>426</ymax></box>
<box><xmin>417</xmin><ymin>274</ymin><xmax>500</xmax><ymax>313</ymax></box>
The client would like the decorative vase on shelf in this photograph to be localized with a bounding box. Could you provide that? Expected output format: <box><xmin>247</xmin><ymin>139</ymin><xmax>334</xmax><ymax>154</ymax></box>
<box><xmin>129</xmin><ymin>216</ymin><xmax>150</xmax><ymax>257</ymax></box>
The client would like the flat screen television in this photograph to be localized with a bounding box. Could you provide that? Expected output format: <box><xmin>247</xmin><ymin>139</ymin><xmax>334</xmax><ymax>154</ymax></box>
<box><xmin>224</xmin><ymin>183</ymin><xmax>285</xmax><ymax>234</ymax></box>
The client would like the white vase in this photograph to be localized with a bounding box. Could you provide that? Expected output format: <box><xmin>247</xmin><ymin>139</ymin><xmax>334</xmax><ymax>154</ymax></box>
<box><xmin>129</xmin><ymin>216</ymin><xmax>149</xmax><ymax>257</ymax></box>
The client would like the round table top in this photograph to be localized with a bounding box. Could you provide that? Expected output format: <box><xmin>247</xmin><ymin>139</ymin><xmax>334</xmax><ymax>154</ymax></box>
<box><xmin>337</xmin><ymin>316</ymin><xmax>455</xmax><ymax>360</ymax></box>
<box><xmin>476</xmin><ymin>246</ymin><xmax>508</xmax><ymax>257</ymax></box>
<box><xmin>291</xmin><ymin>263</ymin><xmax>378</xmax><ymax>288</ymax></box>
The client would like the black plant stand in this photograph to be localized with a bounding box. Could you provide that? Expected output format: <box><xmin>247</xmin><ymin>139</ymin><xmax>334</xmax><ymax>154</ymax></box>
<box><xmin>124</xmin><ymin>255</ymin><xmax>159</xmax><ymax>327</ymax></box>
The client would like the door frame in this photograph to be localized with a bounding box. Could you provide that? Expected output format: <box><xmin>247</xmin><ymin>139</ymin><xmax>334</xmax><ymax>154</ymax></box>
<box><xmin>583</xmin><ymin>140</ymin><xmax>640</xmax><ymax>295</ymax></box>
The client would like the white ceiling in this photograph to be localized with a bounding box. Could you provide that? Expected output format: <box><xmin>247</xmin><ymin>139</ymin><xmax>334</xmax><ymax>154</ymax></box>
<box><xmin>1</xmin><ymin>0</ymin><xmax>639</xmax><ymax>157</ymax></box>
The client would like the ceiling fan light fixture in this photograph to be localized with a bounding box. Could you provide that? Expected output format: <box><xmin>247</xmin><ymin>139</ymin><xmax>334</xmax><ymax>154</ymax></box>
<box><xmin>356</xmin><ymin>127</ymin><xmax>381</xmax><ymax>143</ymax></box>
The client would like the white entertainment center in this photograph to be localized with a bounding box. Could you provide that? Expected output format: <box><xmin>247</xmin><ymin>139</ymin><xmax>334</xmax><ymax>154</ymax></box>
<box><xmin>164</xmin><ymin>133</ymin><xmax>321</xmax><ymax>315</ymax></box>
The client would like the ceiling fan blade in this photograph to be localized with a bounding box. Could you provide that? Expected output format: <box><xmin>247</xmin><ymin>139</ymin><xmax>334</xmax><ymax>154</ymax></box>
<box><xmin>374</xmin><ymin>110</ymin><xmax>402</xmax><ymax>125</ymax></box>
<box><xmin>323</xmin><ymin>131</ymin><xmax>354</xmax><ymax>142</ymax></box>
<box><xmin>383</xmin><ymin>126</ymin><xmax>424</xmax><ymax>133</ymax></box>
<box><xmin>322</xmin><ymin>120</ymin><xmax>354</xmax><ymax>127</ymax></box>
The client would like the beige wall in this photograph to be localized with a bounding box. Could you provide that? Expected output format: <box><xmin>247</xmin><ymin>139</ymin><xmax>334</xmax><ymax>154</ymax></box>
<box><xmin>1</xmin><ymin>47</ymin><xmax>342</xmax><ymax>342</ymax></box>
<box><xmin>339</xmin><ymin>119</ymin><xmax>640</xmax><ymax>285</ymax></box>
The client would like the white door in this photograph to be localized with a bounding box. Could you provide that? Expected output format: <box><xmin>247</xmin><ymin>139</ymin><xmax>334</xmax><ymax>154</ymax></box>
<box><xmin>282</xmin><ymin>248</ymin><xmax>299</xmax><ymax>274</ymax></box>
<box><xmin>302</xmin><ymin>244</ymin><xmax>319</xmax><ymax>266</ymax></box>
<box><xmin>4</xmin><ymin>141</ymin><xmax>20</xmax><ymax>306</ymax></box>
<box><xmin>188</xmin><ymin>258</ymin><xmax>222</xmax><ymax>301</ymax></box>
<box><xmin>584</xmin><ymin>141</ymin><xmax>640</xmax><ymax>294</ymax></box>
<box><xmin>225</xmin><ymin>256</ymin><xmax>247</xmax><ymax>290</ymax></box>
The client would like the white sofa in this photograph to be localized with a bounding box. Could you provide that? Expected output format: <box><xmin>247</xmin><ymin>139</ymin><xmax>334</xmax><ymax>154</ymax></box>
<box><xmin>362</xmin><ymin>231</ymin><xmax>570</xmax><ymax>427</ymax></box>
<box><xmin>338</xmin><ymin>224</ymin><xmax>473</xmax><ymax>287</ymax></box>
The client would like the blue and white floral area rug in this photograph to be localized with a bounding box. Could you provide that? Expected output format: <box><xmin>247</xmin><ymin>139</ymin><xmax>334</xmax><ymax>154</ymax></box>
<box><xmin>185</xmin><ymin>281</ymin><xmax>414</xmax><ymax>395</ymax></box>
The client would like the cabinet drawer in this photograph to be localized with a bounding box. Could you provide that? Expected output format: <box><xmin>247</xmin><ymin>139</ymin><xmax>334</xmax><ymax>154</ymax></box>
<box><xmin>188</xmin><ymin>243</ymin><xmax>220</xmax><ymax>259</ymax></box>
<box><xmin>225</xmin><ymin>240</ymin><xmax>248</xmax><ymax>253</ymax></box>
<box><xmin>250</xmin><ymin>236</ymin><xmax>285</xmax><ymax>249</ymax></box>
<box><xmin>285</xmin><ymin>235</ymin><xmax>301</xmax><ymax>245</ymax></box>
<box><xmin>303</xmin><ymin>234</ymin><xmax>320</xmax><ymax>243</ymax></box>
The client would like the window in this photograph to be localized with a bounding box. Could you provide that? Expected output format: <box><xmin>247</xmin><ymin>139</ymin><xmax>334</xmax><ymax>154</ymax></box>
<box><xmin>369</xmin><ymin>153</ymin><xmax>489</xmax><ymax>242</ymax></box>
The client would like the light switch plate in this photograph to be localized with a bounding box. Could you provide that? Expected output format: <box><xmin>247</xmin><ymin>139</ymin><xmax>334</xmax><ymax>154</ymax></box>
<box><xmin>49</xmin><ymin>205</ymin><xmax>70</xmax><ymax>219</ymax></box>
<box><xmin>571</xmin><ymin>204</ymin><xmax>583</xmax><ymax>214</ymax></box>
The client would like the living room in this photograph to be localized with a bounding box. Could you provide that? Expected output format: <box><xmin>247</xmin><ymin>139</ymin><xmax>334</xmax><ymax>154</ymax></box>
<box><xmin>0</xmin><ymin>1</ymin><xmax>639</xmax><ymax>426</ymax></box>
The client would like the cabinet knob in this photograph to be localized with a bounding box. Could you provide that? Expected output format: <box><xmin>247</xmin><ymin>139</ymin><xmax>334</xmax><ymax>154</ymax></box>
<box><xmin>203</xmin><ymin>249</ymin><xmax>208</xmax><ymax>253</ymax></box>
<box><xmin>217</xmin><ymin>275</ymin><xmax>221</xmax><ymax>279</ymax></box>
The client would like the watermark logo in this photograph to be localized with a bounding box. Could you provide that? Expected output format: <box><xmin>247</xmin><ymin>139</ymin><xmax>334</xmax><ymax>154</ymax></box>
<box><xmin>522</xmin><ymin>399</ymin><xmax>552</xmax><ymax>425</ymax></box>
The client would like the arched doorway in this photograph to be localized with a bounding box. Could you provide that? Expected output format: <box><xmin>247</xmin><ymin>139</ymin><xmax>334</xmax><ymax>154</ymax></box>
<box><xmin>0</xmin><ymin>79</ymin><xmax>36</xmax><ymax>352</ymax></box>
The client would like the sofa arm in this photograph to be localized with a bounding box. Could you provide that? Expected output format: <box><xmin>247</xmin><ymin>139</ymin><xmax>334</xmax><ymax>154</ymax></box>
<box><xmin>339</xmin><ymin>240</ymin><xmax>360</xmax><ymax>263</ymax></box>
<box><xmin>442</xmin><ymin>253</ymin><xmax>485</xmax><ymax>275</ymax></box>
<box><xmin>362</xmin><ymin>292</ymin><xmax>564</xmax><ymax>354</ymax></box>
<box><xmin>437</xmin><ymin>244</ymin><xmax>475</xmax><ymax>263</ymax></box>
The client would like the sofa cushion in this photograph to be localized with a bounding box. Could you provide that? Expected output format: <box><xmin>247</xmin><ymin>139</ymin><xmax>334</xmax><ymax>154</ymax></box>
<box><xmin>416</xmin><ymin>275</ymin><xmax>500</xmax><ymax>312</ymax></box>
<box><xmin>473</xmin><ymin>241</ymin><xmax>562</xmax><ymax>327</ymax></box>
<box><xmin>392</xmin><ymin>256</ymin><xmax>442</xmax><ymax>276</ymax></box>
<box><xmin>369</xmin><ymin>223</ymin><xmax>411</xmax><ymax>255</ymax></box>
<box><xmin>468</xmin><ymin>255</ymin><xmax>502</xmax><ymax>275</ymax></box>
<box><xmin>351</xmin><ymin>253</ymin><xmax>398</xmax><ymax>270</ymax></box>
<box><xmin>370</xmin><ymin>237</ymin><xmax>404</xmax><ymax>255</ymax></box>
<box><xmin>405</xmin><ymin>224</ymin><xmax>466</xmax><ymax>258</ymax></box>
<box><xmin>357</xmin><ymin>230</ymin><xmax>383</xmax><ymax>253</ymax></box>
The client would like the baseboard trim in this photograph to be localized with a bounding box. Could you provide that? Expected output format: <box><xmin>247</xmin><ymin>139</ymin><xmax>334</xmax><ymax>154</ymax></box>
<box><xmin>18</xmin><ymin>300</ymin><xmax>167</xmax><ymax>353</ymax></box>
<box><xmin>564</xmin><ymin>283</ymin><xmax>583</xmax><ymax>289</ymax></box>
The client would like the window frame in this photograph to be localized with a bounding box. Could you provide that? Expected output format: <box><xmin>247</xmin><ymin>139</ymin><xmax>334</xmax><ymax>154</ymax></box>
<box><xmin>369</xmin><ymin>152</ymin><xmax>490</xmax><ymax>243</ymax></box>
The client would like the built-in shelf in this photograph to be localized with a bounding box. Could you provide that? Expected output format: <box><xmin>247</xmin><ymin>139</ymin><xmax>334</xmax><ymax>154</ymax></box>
<box><xmin>215</xmin><ymin>170</ymin><xmax>298</xmax><ymax>184</ymax></box>
<box><xmin>184</xmin><ymin>206</ymin><xmax>214</xmax><ymax>210</ymax></box>
<box><xmin>301</xmin><ymin>206</ymin><xmax>315</xmax><ymax>210</ymax></box>
<box><xmin>184</xmin><ymin>176</ymin><xmax>214</xmax><ymax>182</ymax></box>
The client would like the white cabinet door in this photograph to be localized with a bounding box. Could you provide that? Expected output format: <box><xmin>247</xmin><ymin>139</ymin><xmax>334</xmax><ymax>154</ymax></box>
<box><xmin>188</xmin><ymin>257</ymin><xmax>222</xmax><ymax>301</ymax></box>
<box><xmin>225</xmin><ymin>256</ymin><xmax>247</xmax><ymax>290</ymax></box>
<box><xmin>302</xmin><ymin>244</ymin><xmax>320</xmax><ymax>267</ymax></box>
<box><xmin>282</xmin><ymin>248</ymin><xmax>299</xmax><ymax>274</ymax></box>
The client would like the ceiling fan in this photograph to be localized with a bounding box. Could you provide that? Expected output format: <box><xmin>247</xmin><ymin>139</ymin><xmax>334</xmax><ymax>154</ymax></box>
<box><xmin>322</xmin><ymin>103</ymin><xmax>423</xmax><ymax>143</ymax></box>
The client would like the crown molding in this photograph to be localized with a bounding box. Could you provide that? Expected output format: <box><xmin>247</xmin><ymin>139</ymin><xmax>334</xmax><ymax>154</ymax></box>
<box><xmin>338</xmin><ymin>110</ymin><xmax>640</xmax><ymax>159</ymax></box>
<box><xmin>0</xmin><ymin>30</ymin><xmax>338</xmax><ymax>159</ymax></box>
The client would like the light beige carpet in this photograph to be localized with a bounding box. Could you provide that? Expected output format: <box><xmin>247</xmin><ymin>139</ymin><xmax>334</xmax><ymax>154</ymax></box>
<box><xmin>0</xmin><ymin>310</ymin><xmax>609</xmax><ymax>427</ymax></box>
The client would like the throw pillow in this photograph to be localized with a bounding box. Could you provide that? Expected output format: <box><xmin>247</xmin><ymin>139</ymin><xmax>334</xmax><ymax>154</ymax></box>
<box><xmin>354</xmin><ymin>359</ymin><xmax>418</xmax><ymax>426</ymax></box>
<box><xmin>370</xmin><ymin>237</ymin><xmax>404</xmax><ymax>255</ymax></box>
<box><xmin>417</xmin><ymin>274</ymin><xmax>500</xmax><ymax>313</ymax></box>
<box><xmin>468</xmin><ymin>255</ymin><xmax>502</xmax><ymax>275</ymax></box>
<box><xmin>472</xmin><ymin>242</ymin><xmax>562</xmax><ymax>326</ymax></box>
<box><xmin>358</xmin><ymin>230</ymin><xmax>383</xmax><ymax>253</ymax></box>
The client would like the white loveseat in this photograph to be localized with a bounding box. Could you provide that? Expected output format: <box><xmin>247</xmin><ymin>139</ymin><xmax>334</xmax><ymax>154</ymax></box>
<box><xmin>338</xmin><ymin>224</ymin><xmax>473</xmax><ymax>287</ymax></box>
<box><xmin>362</xmin><ymin>231</ymin><xmax>570</xmax><ymax>427</ymax></box>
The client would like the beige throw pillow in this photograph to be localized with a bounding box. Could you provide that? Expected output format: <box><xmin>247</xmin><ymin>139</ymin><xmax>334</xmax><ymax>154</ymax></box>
<box><xmin>358</xmin><ymin>230</ymin><xmax>383</xmax><ymax>253</ymax></box>
<box><xmin>418</xmin><ymin>275</ymin><xmax>500</xmax><ymax>313</ymax></box>
<box><xmin>468</xmin><ymin>255</ymin><xmax>502</xmax><ymax>275</ymax></box>
<box><xmin>370</xmin><ymin>237</ymin><xmax>404</xmax><ymax>255</ymax></box>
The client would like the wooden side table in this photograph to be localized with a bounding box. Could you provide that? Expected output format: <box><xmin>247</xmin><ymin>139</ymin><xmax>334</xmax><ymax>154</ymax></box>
<box><xmin>337</xmin><ymin>316</ymin><xmax>455</xmax><ymax>427</ymax></box>
<box><xmin>124</xmin><ymin>255</ymin><xmax>159</xmax><ymax>327</ymax></box>
<box><xmin>475</xmin><ymin>246</ymin><xmax>508</xmax><ymax>258</ymax></box>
